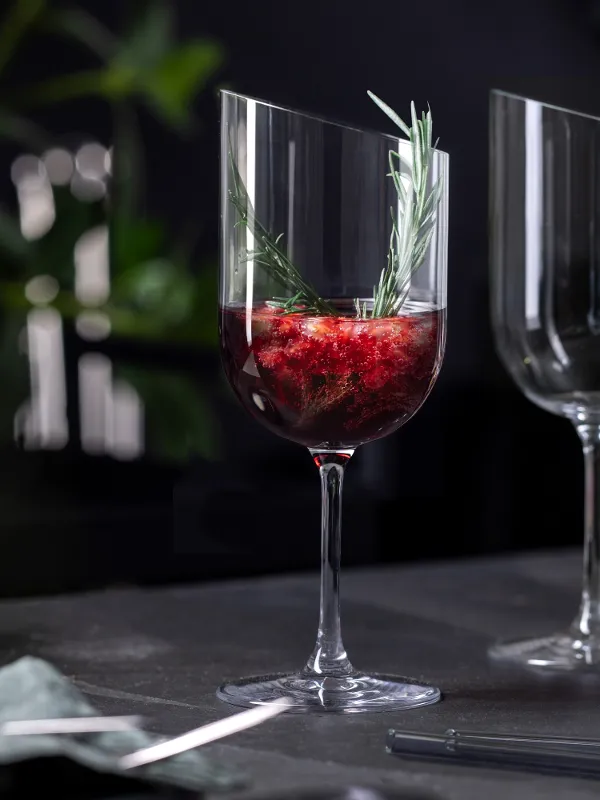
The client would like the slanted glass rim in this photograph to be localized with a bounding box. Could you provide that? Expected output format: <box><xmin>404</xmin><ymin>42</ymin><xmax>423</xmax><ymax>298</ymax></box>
<box><xmin>221</xmin><ymin>89</ymin><xmax>450</xmax><ymax>158</ymax></box>
<box><xmin>491</xmin><ymin>87</ymin><xmax>600</xmax><ymax>123</ymax></box>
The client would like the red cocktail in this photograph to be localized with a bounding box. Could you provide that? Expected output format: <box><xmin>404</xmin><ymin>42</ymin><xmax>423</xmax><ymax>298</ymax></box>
<box><xmin>220</xmin><ymin>302</ymin><xmax>444</xmax><ymax>448</ymax></box>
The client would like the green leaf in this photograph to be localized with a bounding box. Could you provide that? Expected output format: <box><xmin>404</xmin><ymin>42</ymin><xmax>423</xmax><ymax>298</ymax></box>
<box><xmin>111</xmin><ymin>217</ymin><xmax>165</xmax><ymax>273</ymax></box>
<box><xmin>99</xmin><ymin>37</ymin><xmax>222</xmax><ymax>127</ymax></box>
<box><xmin>142</xmin><ymin>40</ymin><xmax>223</xmax><ymax>128</ymax></box>
<box><xmin>11</xmin><ymin>70</ymin><xmax>107</xmax><ymax>108</ymax></box>
<box><xmin>95</xmin><ymin>2</ymin><xmax>173</xmax><ymax>100</ymax></box>
<box><xmin>114</xmin><ymin>0</ymin><xmax>172</xmax><ymax>73</ymax></box>
<box><xmin>0</xmin><ymin>0</ymin><xmax>46</xmax><ymax>77</ymax></box>
<box><xmin>110</xmin><ymin>104</ymin><xmax>143</xmax><ymax>220</ymax></box>
<box><xmin>116</xmin><ymin>259</ymin><xmax>173</xmax><ymax>306</ymax></box>
<box><xmin>44</xmin><ymin>8</ymin><xmax>118</xmax><ymax>61</ymax></box>
<box><xmin>33</xmin><ymin>186</ymin><xmax>105</xmax><ymax>286</ymax></box>
<box><xmin>0</xmin><ymin>309</ymin><xmax>29</xmax><ymax>446</ymax></box>
<box><xmin>115</xmin><ymin>258</ymin><xmax>194</xmax><ymax>324</ymax></box>
<box><xmin>116</xmin><ymin>364</ymin><xmax>220</xmax><ymax>462</ymax></box>
<box><xmin>0</xmin><ymin>110</ymin><xmax>50</xmax><ymax>150</ymax></box>
<box><xmin>0</xmin><ymin>208</ymin><xmax>32</xmax><ymax>262</ymax></box>
<box><xmin>188</xmin><ymin>262</ymin><xmax>218</xmax><ymax>346</ymax></box>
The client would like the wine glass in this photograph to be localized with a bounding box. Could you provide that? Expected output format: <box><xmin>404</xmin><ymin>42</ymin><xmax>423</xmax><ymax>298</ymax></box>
<box><xmin>490</xmin><ymin>89</ymin><xmax>600</xmax><ymax>668</ymax></box>
<box><xmin>218</xmin><ymin>90</ymin><xmax>448</xmax><ymax>711</ymax></box>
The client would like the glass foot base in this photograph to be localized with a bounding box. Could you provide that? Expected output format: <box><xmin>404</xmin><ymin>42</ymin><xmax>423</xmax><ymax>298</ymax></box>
<box><xmin>489</xmin><ymin>632</ymin><xmax>600</xmax><ymax>670</ymax></box>
<box><xmin>216</xmin><ymin>672</ymin><xmax>441</xmax><ymax>713</ymax></box>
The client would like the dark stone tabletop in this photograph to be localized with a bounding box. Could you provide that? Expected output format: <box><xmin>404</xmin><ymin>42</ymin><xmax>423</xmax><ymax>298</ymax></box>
<box><xmin>0</xmin><ymin>549</ymin><xmax>598</xmax><ymax>800</ymax></box>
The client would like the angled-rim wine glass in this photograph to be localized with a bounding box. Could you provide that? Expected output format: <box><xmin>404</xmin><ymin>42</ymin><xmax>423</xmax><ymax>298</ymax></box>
<box><xmin>490</xmin><ymin>89</ymin><xmax>600</xmax><ymax>668</ymax></box>
<box><xmin>218</xmin><ymin>90</ymin><xmax>449</xmax><ymax>710</ymax></box>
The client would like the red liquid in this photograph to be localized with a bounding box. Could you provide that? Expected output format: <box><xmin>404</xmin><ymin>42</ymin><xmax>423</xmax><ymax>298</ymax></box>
<box><xmin>220</xmin><ymin>302</ymin><xmax>445</xmax><ymax>449</ymax></box>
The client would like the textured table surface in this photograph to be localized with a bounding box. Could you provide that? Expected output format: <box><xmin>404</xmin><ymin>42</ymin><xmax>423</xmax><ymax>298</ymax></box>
<box><xmin>0</xmin><ymin>549</ymin><xmax>598</xmax><ymax>800</ymax></box>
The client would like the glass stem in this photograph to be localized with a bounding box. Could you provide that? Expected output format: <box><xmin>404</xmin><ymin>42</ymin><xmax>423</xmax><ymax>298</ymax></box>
<box><xmin>573</xmin><ymin>424</ymin><xmax>600</xmax><ymax>637</ymax></box>
<box><xmin>303</xmin><ymin>449</ymin><xmax>355</xmax><ymax>678</ymax></box>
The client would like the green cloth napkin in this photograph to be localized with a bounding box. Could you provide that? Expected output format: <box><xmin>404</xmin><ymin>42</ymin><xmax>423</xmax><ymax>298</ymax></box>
<box><xmin>0</xmin><ymin>656</ymin><xmax>243</xmax><ymax>796</ymax></box>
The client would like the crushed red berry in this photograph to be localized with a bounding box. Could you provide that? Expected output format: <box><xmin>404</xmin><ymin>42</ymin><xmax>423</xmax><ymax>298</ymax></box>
<box><xmin>220</xmin><ymin>303</ymin><xmax>444</xmax><ymax>448</ymax></box>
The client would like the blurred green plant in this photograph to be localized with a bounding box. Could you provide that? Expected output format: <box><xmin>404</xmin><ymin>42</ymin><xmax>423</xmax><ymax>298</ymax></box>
<box><xmin>0</xmin><ymin>0</ymin><xmax>224</xmax><ymax>462</ymax></box>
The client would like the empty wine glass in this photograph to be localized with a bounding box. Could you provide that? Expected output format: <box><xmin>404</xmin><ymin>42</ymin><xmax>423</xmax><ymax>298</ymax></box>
<box><xmin>490</xmin><ymin>89</ymin><xmax>600</xmax><ymax>668</ymax></box>
<box><xmin>218</xmin><ymin>90</ymin><xmax>448</xmax><ymax>710</ymax></box>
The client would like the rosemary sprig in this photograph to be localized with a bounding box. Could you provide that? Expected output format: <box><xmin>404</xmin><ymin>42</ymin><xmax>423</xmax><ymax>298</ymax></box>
<box><xmin>228</xmin><ymin>152</ymin><xmax>336</xmax><ymax>316</ymax></box>
<box><xmin>366</xmin><ymin>91</ymin><xmax>443</xmax><ymax>319</ymax></box>
<box><xmin>227</xmin><ymin>95</ymin><xmax>442</xmax><ymax>320</ymax></box>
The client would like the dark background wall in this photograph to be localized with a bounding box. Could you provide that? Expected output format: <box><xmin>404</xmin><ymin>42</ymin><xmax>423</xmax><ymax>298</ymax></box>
<box><xmin>1</xmin><ymin>0</ymin><xmax>599</xmax><ymax>596</ymax></box>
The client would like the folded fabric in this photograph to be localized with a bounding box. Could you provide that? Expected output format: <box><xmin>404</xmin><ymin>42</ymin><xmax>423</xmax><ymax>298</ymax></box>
<box><xmin>0</xmin><ymin>656</ymin><xmax>243</xmax><ymax>797</ymax></box>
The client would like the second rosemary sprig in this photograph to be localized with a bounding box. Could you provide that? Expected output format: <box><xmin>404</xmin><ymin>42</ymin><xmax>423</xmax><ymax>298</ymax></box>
<box><xmin>228</xmin><ymin>152</ymin><xmax>336</xmax><ymax>316</ymax></box>
<box><xmin>366</xmin><ymin>91</ymin><xmax>443</xmax><ymax>319</ymax></box>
